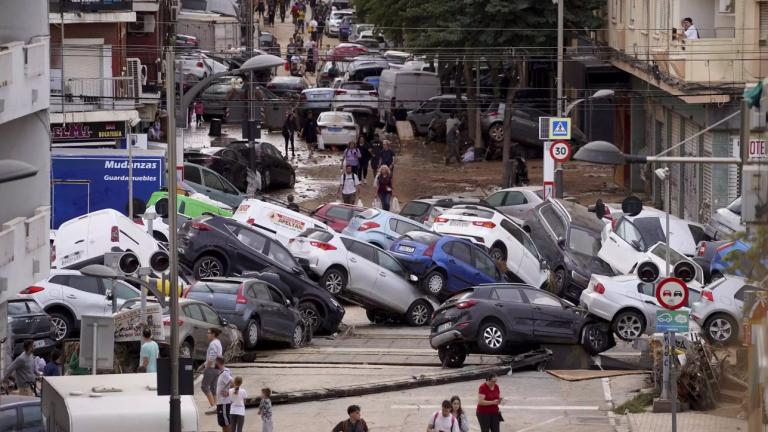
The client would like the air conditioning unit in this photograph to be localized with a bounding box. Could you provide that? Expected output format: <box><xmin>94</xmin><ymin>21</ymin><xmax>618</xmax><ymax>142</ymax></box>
<box><xmin>127</xmin><ymin>58</ymin><xmax>142</xmax><ymax>103</ymax></box>
<box><xmin>128</xmin><ymin>13</ymin><xmax>156</xmax><ymax>34</ymax></box>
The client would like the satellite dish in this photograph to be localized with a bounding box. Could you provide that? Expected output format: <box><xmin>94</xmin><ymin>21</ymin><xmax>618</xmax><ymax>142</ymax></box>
<box><xmin>621</xmin><ymin>196</ymin><xmax>643</xmax><ymax>217</ymax></box>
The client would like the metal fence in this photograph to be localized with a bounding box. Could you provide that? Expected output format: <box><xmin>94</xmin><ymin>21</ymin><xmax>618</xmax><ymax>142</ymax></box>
<box><xmin>54</xmin><ymin>76</ymin><xmax>137</xmax><ymax>111</ymax></box>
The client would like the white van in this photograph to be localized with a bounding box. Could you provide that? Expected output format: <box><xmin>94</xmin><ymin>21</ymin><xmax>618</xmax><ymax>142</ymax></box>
<box><xmin>232</xmin><ymin>198</ymin><xmax>333</xmax><ymax>248</ymax></box>
<box><xmin>378</xmin><ymin>69</ymin><xmax>441</xmax><ymax>124</ymax></box>
<box><xmin>53</xmin><ymin>209</ymin><xmax>164</xmax><ymax>270</ymax></box>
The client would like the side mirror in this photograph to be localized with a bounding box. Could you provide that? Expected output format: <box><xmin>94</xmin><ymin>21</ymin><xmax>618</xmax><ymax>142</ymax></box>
<box><xmin>409</xmin><ymin>274</ymin><xmax>418</xmax><ymax>282</ymax></box>
<box><xmin>557</xmin><ymin>237</ymin><xmax>566</xmax><ymax>249</ymax></box>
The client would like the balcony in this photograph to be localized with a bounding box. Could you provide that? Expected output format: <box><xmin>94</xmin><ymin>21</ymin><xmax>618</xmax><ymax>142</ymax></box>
<box><xmin>0</xmin><ymin>38</ymin><xmax>50</xmax><ymax>124</ymax></box>
<box><xmin>51</xmin><ymin>75</ymin><xmax>138</xmax><ymax>112</ymax></box>
<box><xmin>0</xmin><ymin>207</ymin><xmax>50</xmax><ymax>305</ymax></box>
<box><xmin>650</xmin><ymin>38</ymin><xmax>741</xmax><ymax>84</ymax></box>
<box><xmin>49</xmin><ymin>0</ymin><xmax>133</xmax><ymax>13</ymax></box>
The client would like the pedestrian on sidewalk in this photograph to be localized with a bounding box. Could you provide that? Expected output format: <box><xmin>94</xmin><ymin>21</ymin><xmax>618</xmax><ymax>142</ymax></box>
<box><xmin>279</xmin><ymin>0</ymin><xmax>286</xmax><ymax>22</ymax></box>
<box><xmin>139</xmin><ymin>327</ymin><xmax>159</xmax><ymax>373</ymax></box>
<box><xmin>197</xmin><ymin>328</ymin><xmax>223</xmax><ymax>414</ymax></box>
<box><xmin>445</xmin><ymin>123</ymin><xmax>462</xmax><ymax>165</ymax></box>
<box><xmin>297</xmin><ymin>7</ymin><xmax>306</xmax><ymax>33</ymax></box>
<box><xmin>2</xmin><ymin>340</ymin><xmax>36</xmax><ymax>396</ymax></box>
<box><xmin>258</xmin><ymin>387</ymin><xmax>274</xmax><ymax>432</ymax></box>
<box><xmin>427</xmin><ymin>400</ymin><xmax>460</xmax><ymax>432</ymax></box>
<box><xmin>374</xmin><ymin>165</ymin><xmax>393</xmax><ymax>211</ymax></box>
<box><xmin>291</xmin><ymin>2</ymin><xmax>299</xmax><ymax>25</ymax></box>
<box><xmin>215</xmin><ymin>357</ymin><xmax>233</xmax><ymax>432</ymax></box>
<box><xmin>476</xmin><ymin>373</ymin><xmax>503</xmax><ymax>432</ymax></box>
<box><xmin>378</xmin><ymin>140</ymin><xmax>395</xmax><ymax>176</ymax></box>
<box><xmin>450</xmin><ymin>396</ymin><xmax>470</xmax><ymax>432</ymax></box>
<box><xmin>369</xmin><ymin>136</ymin><xmax>381</xmax><ymax>175</ymax></box>
<box><xmin>194</xmin><ymin>100</ymin><xmax>204</xmax><ymax>128</ymax></box>
<box><xmin>358</xmin><ymin>135</ymin><xmax>371</xmax><ymax>184</ymax></box>
<box><xmin>332</xmin><ymin>404</ymin><xmax>369</xmax><ymax>432</ymax></box>
<box><xmin>43</xmin><ymin>350</ymin><xmax>62</xmax><ymax>377</ymax></box>
<box><xmin>302</xmin><ymin>112</ymin><xmax>318</xmax><ymax>158</ymax></box>
<box><xmin>228</xmin><ymin>376</ymin><xmax>247</xmax><ymax>432</ymax></box>
<box><xmin>338</xmin><ymin>164</ymin><xmax>360</xmax><ymax>205</ymax></box>
<box><xmin>267</xmin><ymin>3</ymin><xmax>276</xmax><ymax>26</ymax></box>
<box><xmin>282</xmin><ymin>111</ymin><xmax>297</xmax><ymax>158</ymax></box>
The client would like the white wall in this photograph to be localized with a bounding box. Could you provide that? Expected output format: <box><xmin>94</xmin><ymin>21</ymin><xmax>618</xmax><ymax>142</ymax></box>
<box><xmin>0</xmin><ymin>0</ymin><xmax>49</xmax><ymax>43</ymax></box>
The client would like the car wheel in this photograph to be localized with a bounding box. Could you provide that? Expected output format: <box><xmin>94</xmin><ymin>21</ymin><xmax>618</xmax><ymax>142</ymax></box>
<box><xmin>704</xmin><ymin>313</ymin><xmax>738</xmax><ymax>344</ymax></box>
<box><xmin>423</xmin><ymin>270</ymin><xmax>446</xmax><ymax>296</ymax></box>
<box><xmin>298</xmin><ymin>302</ymin><xmax>321</xmax><ymax>333</ymax></box>
<box><xmin>582</xmin><ymin>323</ymin><xmax>615</xmax><ymax>355</ymax></box>
<box><xmin>180</xmin><ymin>340</ymin><xmax>193</xmax><ymax>358</ymax></box>
<box><xmin>437</xmin><ymin>343</ymin><xmax>467</xmax><ymax>368</ymax></box>
<box><xmin>49</xmin><ymin>312</ymin><xmax>72</xmax><ymax>341</ymax></box>
<box><xmin>489</xmin><ymin>244</ymin><xmax>507</xmax><ymax>262</ymax></box>
<box><xmin>244</xmin><ymin>319</ymin><xmax>259</xmax><ymax>350</ymax></box>
<box><xmin>193</xmin><ymin>255</ymin><xmax>224</xmax><ymax>279</ymax></box>
<box><xmin>488</xmin><ymin>123</ymin><xmax>504</xmax><ymax>143</ymax></box>
<box><xmin>321</xmin><ymin>268</ymin><xmax>347</xmax><ymax>295</ymax></box>
<box><xmin>290</xmin><ymin>324</ymin><xmax>304</xmax><ymax>348</ymax></box>
<box><xmin>365</xmin><ymin>309</ymin><xmax>387</xmax><ymax>324</ymax></box>
<box><xmin>478</xmin><ymin>321</ymin><xmax>506</xmax><ymax>353</ymax></box>
<box><xmin>612</xmin><ymin>310</ymin><xmax>646</xmax><ymax>341</ymax></box>
<box><xmin>405</xmin><ymin>300</ymin><xmax>432</xmax><ymax>327</ymax></box>
<box><xmin>553</xmin><ymin>268</ymin><xmax>567</xmax><ymax>296</ymax></box>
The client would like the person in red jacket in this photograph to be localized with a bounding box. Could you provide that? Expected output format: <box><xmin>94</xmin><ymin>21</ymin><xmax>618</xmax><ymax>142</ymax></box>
<box><xmin>476</xmin><ymin>373</ymin><xmax>503</xmax><ymax>432</ymax></box>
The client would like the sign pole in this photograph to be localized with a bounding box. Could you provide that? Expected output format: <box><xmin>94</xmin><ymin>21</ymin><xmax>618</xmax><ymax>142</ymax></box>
<box><xmin>543</xmin><ymin>141</ymin><xmax>554</xmax><ymax>198</ymax></box>
<box><xmin>91</xmin><ymin>321</ymin><xmax>98</xmax><ymax>375</ymax></box>
<box><xmin>671</xmin><ymin>331</ymin><xmax>677</xmax><ymax>432</ymax></box>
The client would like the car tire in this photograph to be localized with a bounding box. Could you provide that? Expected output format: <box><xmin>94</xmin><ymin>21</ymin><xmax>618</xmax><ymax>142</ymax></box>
<box><xmin>298</xmin><ymin>302</ymin><xmax>321</xmax><ymax>333</ymax></box>
<box><xmin>49</xmin><ymin>312</ymin><xmax>72</xmax><ymax>341</ymax></box>
<box><xmin>422</xmin><ymin>270</ymin><xmax>446</xmax><ymax>296</ymax></box>
<box><xmin>489</xmin><ymin>244</ymin><xmax>507</xmax><ymax>262</ymax></box>
<box><xmin>244</xmin><ymin>319</ymin><xmax>259</xmax><ymax>350</ymax></box>
<box><xmin>704</xmin><ymin>313</ymin><xmax>738</xmax><ymax>345</ymax></box>
<box><xmin>612</xmin><ymin>310</ymin><xmax>646</xmax><ymax>341</ymax></box>
<box><xmin>405</xmin><ymin>300</ymin><xmax>432</xmax><ymax>327</ymax></box>
<box><xmin>365</xmin><ymin>309</ymin><xmax>387</xmax><ymax>324</ymax></box>
<box><xmin>553</xmin><ymin>268</ymin><xmax>568</xmax><ymax>297</ymax></box>
<box><xmin>488</xmin><ymin>123</ymin><xmax>504</xmax><ymax>143</ymax></box>
<box><xmin>290</xmin><ymin>324</ymin><xmax>304</xmax><ymax>348</ymax></box>
<box><xmin>321</xmin><ymin>267</ymin><xmax>347</xmax><ymax>295</ymax></box>
<box><xmin>193</xmin><ymin>255</ymin><xmax>225</xmax><ymax>279</ymax></box>
<box><xmin>180</xmin><ymin>340</ymin><xmax>193</xmax><ymax>358</ymax></box>
<box><xmin>437</xmin><ymin>343</ymin><xmax>467</xmax><ymax>368</ymax></box>
<box><xmin>478</xmin><ymin>321</ymin><xmax>506</xmax><ymax>354</ymax></box>
<box><xmin>582</xmin><ymin>323</ymin><xmax>616</xmax><ymax>355</ymax></box>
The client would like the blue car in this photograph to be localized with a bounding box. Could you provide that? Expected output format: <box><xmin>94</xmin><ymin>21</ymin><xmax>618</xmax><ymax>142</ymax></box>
<box><xmin>710</xmin><ymin>239</ymin><xmax>754</xmax><ymax>279</ymax></box>
<box><xmin>342</xmin><ymin>208</ymin><xmax>430</xmax><ymax>250</ymax></box>
<box><xmin>389</xmin><ymin>230</ymin><xmax>505</xmax><ymax>298</ymax></box>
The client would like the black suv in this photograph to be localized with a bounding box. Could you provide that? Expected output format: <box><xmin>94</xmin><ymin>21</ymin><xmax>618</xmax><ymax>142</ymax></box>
<box><xmin>224</xmin><ymin>141</ymin><xmax>296</xmax><ymax>191</ymax></box>
<box><xmin>400</xmin><ymin>196</ymin><xmax>490</xmax><ymax>225</ymax></box>
<box><xmin>178</xmin><ymin>216</ymin><xmax>345</xmax><ymax>334</ymax></box>
<box><xmin>523</xmin><ymin>199</ymin><xmax>614</xmax><ymax>302</ymax></box>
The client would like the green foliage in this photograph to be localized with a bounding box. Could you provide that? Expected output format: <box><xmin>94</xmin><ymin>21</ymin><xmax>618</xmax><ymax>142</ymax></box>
<box><xmin>726</xmin><ymin>226</ymin><xmax>768</xmax><ymax>285</ymax></box>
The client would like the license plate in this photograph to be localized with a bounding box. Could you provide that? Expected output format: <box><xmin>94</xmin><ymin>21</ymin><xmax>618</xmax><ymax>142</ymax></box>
<box><xmin>398</xmin><ymin>245</ymin><xmax>415</xmax><ymax>253</ymax></box>
<box><xmin>450</xmin><ymin>220</ymin><xmax>469</xmax><ymax>227</ymax></box>
<box><xmin>33</xmin><ymin>339</ymin><xmax>46</xmax><ymax>349</ymax></box>
<box><xmin>437</xmin><ymin>322</ymin><xmax>452</xmax><ymax>333</ymax></box>
<box><xmin>60</xmin><ymin>251</ymin><xmax>83</xmax><ymax>266</ymax></box>
<box><xmin>328</xmin><ymin>127</ymin><xmax>342</xmax><ymax>132</ymax></box>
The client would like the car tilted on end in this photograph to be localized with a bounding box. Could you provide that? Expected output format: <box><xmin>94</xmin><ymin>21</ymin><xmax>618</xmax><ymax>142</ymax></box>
<box><xmin>429</xmin><ymin>284</ymin><xmax>615</xmax><ymax>367</ymax></box>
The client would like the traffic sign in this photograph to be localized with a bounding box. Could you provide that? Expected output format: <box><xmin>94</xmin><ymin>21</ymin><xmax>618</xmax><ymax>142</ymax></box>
<box><xmin>548</xmin><ymin>117</ymin><xmax>571</xmax><ymax>140</ymax></box>
<box><xmin>543</xmin><ymin>181</ymin><xmax>554</xmax><ymax>199</ymax></box>
<box><xmin>549</xmin><ymin>141</ymin><xmax>572</xmax><ymax>162</ymax></box>
<box><xmin>656</xmin><ymin>310</ymin><xmax>689</xmax><ymax>333</ymax></box>
<box><xmin>655</xmin><ymin>277</ymin><xmax>689</xmax><ymax>311</ymax></box>
<box><xmin>748</xmin><ymin>137</ymin><xmax>767</xmax><ymax>159</ymax></box>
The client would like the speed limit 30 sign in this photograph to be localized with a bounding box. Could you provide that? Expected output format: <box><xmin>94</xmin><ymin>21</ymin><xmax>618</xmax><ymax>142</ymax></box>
<box><xmin>549</xmin><ymin>141</ymin><xmax>572</xmax><ymax>162</ymax></box>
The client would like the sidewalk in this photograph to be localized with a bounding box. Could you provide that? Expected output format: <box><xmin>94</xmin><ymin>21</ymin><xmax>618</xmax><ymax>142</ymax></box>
<box><xmin>627</xmin><ymin>412</ymin><xmax>747</xmax><ymax>432</ymax></box>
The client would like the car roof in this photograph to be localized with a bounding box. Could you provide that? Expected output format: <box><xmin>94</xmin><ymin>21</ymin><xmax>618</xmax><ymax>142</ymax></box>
<box><xmin>49</xmin><ymin>269</ymin><xmax>83</xmax><ymax>277</ymax></box>
<box><xmin>495</xmin><ymin>186</ymin><xmax>543</xmax><ymax>193</ymax></box>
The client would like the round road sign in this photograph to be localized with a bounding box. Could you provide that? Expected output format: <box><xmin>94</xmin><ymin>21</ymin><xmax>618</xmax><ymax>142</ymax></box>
<box><xmin>655</xmin><ymin>277</ymin><xmax>689</xmax><ymax>310</ymax></box>
<box><xmin>550</xmin><ymin>141</ymin><xmax>572</xmax><ymax>162</ymax></box>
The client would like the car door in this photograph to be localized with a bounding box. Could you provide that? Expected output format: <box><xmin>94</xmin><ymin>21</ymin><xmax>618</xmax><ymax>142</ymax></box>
<box><xmin>248</xmin><ymin>282</ymin><xmax>279</xmax><ymax>340</ymax></box>
<box><xmin>226</xmin><ymin>224</ymin><xmax>270</xmax><ymax>273</ymax></box>
<box><xmin>522</xmin><ymin>288</ymin><xmax>579</xmax><ymax>343</ymax></box>
<box><xmin>65</xmin><ymin>275</ymin><xmax>108</xmax><ymax>318</ymax></box>
<box><xmin>598</xmin><ymin>218</ymin><xmax>647</xmax><ymax>274</ymax></box>
<box><xmin>373</xmin><ymin>249</ymin><xmax>415</xmax><ymax>313</ymax></box>
<box><xmin>343</xmin><ymin>239</ymin><xmax>381</xmax><ymax>301</ymax></box>
<box><xmin>266</xmin><ymin>285</ymin><xmax>296</xmax><ymax>341</ymax></box>
<box><xmin>500</xmin><ymin>219</ymin><xmax>544</xmax><ymax>286</ymax></box>
<box><xmin>200</xmin><ymin>167</ymin><xmax>238</xmax><ymax>208</ymax></box>
<box><xmin>471</xmin><ymin>248</ymin><xmax>503</xmax><ymax>284</ymax></box>
<box><xmin>442</xmin><ymin>241</ymin><xmax>479</xmax><ymax>290</ymax></box>
<box><xmin>492</xmin><ymin>287</ymin><xmax>534</xmax><ymax>343</ymax></box>
<box><xmin>181</xmin><ymin>303</ymin><xmax>208</xmax><ymax>359</ymax></box>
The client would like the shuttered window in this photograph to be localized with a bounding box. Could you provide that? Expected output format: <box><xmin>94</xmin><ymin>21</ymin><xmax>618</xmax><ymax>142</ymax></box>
<box><xmin>760</xmin><ymin>2</ymin><xmax>768</xmax><ymax>40</ymax></box>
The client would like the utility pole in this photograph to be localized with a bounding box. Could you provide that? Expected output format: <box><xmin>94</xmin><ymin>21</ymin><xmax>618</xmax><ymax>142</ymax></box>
<box><xmin>474</xmin><ymin>58</ymin><xmax>482</xmax><ymax>151</ymax></box>
<box><xmin>554</xmin><ymin>0</ymin><xmax>565</xmax><ymax>198</ymax></box>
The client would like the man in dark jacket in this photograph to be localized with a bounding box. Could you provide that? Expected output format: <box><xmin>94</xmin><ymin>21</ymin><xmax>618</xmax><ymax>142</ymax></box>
<box><xmin>282</xmin><ymin>111</ymin><xmax>297</xmax><ymax>158</ymax></box>
<box><xmin>332</xmin><ymin>405</ymin><xmax>369</xmax><ymax>432</ymax></box>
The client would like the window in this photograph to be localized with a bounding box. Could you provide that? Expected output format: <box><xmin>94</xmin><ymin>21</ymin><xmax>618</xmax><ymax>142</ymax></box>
<box><xmin>377</xmin><ymin>251</ymin><xmax>405</xmax><ymax>277</ymax></box>
<box><xmin>199</xmin><ymin>304</ymin><xmax>221</xmax><ymax>324</ymax></box>
<box><xmin>524</xmin><ymin>289</ymin><xmax>562</xmax><ymax>307</ymax></box>
<box><xmin>194</xmin><ymin>281</ymin><xmax>239</xmax><ymax>295</ymax></box>
<box><xmin>50</xmin><ymin>275</ymin><xmax>70</xmax><ymax>286</ymax></box>
<box><xmin>326</xmin><ymin>206</ymin><xmax>352</xmax><ymax>221</ymax></box>
<box><xmin>268</xmin><ymin>287</ymin><xmax>286</xmax><ymax>304</ymax></box>
<box><xmin>388</xmin><ymin>218</ymin><xmax>399</xmax><ymax>232</ymax></box>
<box><xmin>616</xmin><ymin>219</ymin><xmax>646</xmax><ymax>251</ymax></box>
<box><xmin>184</xmin><ymin>165</ymin><xmax>202</xmax><ymax>184</ymax></box>
<box><xmin>267</xmin><ymin>242</ymin><xmax>295</xmax><ymax>266</ymax></box>
<box><xmin>568</xmin><ymin>227</ymin><xmax>601</xmax><ymax>257</ymax></box>
<box><xmin>220</xmin><ymin>178</ymin><xmax>239</xmax><ymax>195</ymax></box>
<box><xmin>341</xmin><ymin>82</ymin><xmax>375</xmax><ymax>91</ymax></box>
<box><xmin>484</xmin><ymin>192</ymin><xmax>506</xmax><ymax>207</ymax></box>
<box><xmin>7</xmin><ymin>301</ymin><xmax>41</xmax><ymax>316</ymax></box>
<box><xmin>631</xmin><ymin>217</ymin><xmax>666</xmax><ymax>248</ymax></box>
<box><xmin>687</xmin><ymin>289</ymin><xmax>701</xmax><ymax>308</ymax></box>
<box><xmin>68</xmin><ymin>276</ymin><xmax>102</xmax><ymax>295</ymax></box>
<box><xmin>347</xmin><ymin>240</ymin><xmax>377</xmax><ymax>263</ymax></box>
<box><xmin>111</xmin><ymin>281</ymin><xmax>138</xmax><ymax>300</ymax></box>
<box><xmin>0</xmin><ymin>408</ymin><xmax>17</xmax><ymax>431</ymax></box>
<box><xmin>21</xmin><ymin>405</ymin><xmax>42</xmax><ymax>429</ymax></box>
<box><xmin>495</xmin><ymin>288</ymin><xmax>523</xmax><ymax>303</ymax></box>
<box><xmin>394</xmin><ymin>220</ymin><xmax>422</xmax><ymax>235</ymax></box>
<box><xmin>202</xmin><ymin>169</ymin><xmax>226</xmax><ymax>192</ymax></box>
<box><xmin>504</xmin><ymin>192</ymin><xmax>527</xmax><ymax>206</ymax></box>
<box><xmin>249</xmin><ymin>283</ymin><xmax>272</xmax><ymax>302</ymax></box>
<box><xmin>448</xmin><ymin>241</ymin><xmax>472</xmax><ymax>264</ymax></box>
<box><xmin>184</xmin><ymin>304</ymin><xmax>204</xmax><ymax>321</ymax></box>
<box><xmin>472</xmin><ymin>250</ymin><xmax>498</xmax><ymax>279</ymax></box>
<box><xmin>301</xmin><ymin>229</ymin><xmax>334</xmax><ymax>242</ymax></box>
<box><xmin>400</xmin><ymin>201</ymin><xmax>431</xmax><ymax>218</ymax></box>
<box><xmin>235</xmin><ymin>228</ymin><xmax>267</xmax><ymax>252</ymax></box>
<box><xmin>539</xmin><ymin>205</ymin><xmax>566</xmax><ymax>239</ymax></box>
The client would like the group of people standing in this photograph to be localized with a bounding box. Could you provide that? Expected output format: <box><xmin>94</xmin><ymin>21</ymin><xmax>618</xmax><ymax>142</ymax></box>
<box><xmin>337</xmin><ymin>138</ymin><xmax>396</xmax><ymax>210</ymax></box>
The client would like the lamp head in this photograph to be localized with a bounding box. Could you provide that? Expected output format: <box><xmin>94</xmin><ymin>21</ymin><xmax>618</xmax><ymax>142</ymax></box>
<box><xmin>573</xmin><ymin>141</ymin><xmax>627</xmax><ymax>165</ymax></box>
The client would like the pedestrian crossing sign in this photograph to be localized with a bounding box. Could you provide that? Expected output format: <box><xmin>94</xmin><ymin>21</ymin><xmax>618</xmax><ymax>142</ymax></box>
<box><xmin>548</xmin><ymin>117</ymin><xmax>571</xmax><ymax>140</ymax></box>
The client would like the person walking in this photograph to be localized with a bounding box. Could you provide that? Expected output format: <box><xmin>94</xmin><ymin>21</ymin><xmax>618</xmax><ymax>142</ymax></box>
<box><xmin>297</xmin><ymin>7</ymin><xmax>306</xmax><ymax>33</ymax></box>
<box><xmin>197</xmin><ymin>328</ymin><xmax>223</xmax><ymax>414</ymax></box>
<box><xmin>228</xmin><ymin>376</ymin><xmax>247</xmax><ymax>432</ymax></box>
<box><xmin>302</xmin><ymin>112</ymin><xmax>319</xmax><ymax>158</ymax></box>
<box><xmin>374</xmin><ymin>165</ymin><xmax>393</xmax><ymax>211</ymax></box>
<box><xmin>450</xmin><ymin>396</ymin><xmax>470</xmax><ymax>432</ymax></box>
<box><xmin>194</xmin><ymin>100</ymin><xmax>204</xmax><ymax>128</ymax></box>
<box><xmin>332</xmin><ymin>405</ymin><xmax>369</xmax><ymax>432</ymax></box>
<box><xmin>369</xmin><ymin>136</ymin><xmax>381</xmax><ymax>175</ymax></box>
<box><xmin>257</xmin><ymin>0</ymin><xmax>266</xmax><ymax>21</ymax></box>
<box><xmin>358</xmin><ymin>136</ymin><xmax>371</xmax><ymax>184</ymax></box>
<box><xmin>43</xmin><ymin>350</ymin><xmax>62</xmax><ymax>377</ymax></box>
<box><xmin>427</xmin><ymin>400</ymin><xmax>460</xmax><ymax>432</ymax></box>
<box><xmin>2</xmin><ymin>340</ymin><xmax>36</xmax><ymax>395</ymax></box>
<box><xmin>215</xmin><ymin>357</ymin><xmax>233</xmax><ymax>432</ymax></box>
<box><xmin>258</xmin><ymin>387</ymin><xmax>274</xmax><ymax>432</ymax></box>
<box><xmin>476</xmin><ymin>373</ymin><xmax>503</xmax><ymax>432</ymax></box>
<box><xmin>445</xmin><ymin>123</ymin><xmax>462</xmax><ymax>165</ymax></box>
<box><xmin>342</xmin><ymin>140</ymin><xmax>361</xmax><ymax>171</ymax></box>
<box><xmin>378</xmin><ymin>140</ymin><xmax>395</xmax><ymax>176</ymax></box>
<box><xmin>279</xmin><ymin>0</ymin><xmax>286</xmax><ymax>22</ymax></box>
<box><xmin>282</xmin><ymin>111</ymin><xmax>297</xmax><ymax>158</ymax></box>
<box><xmin>338</xmin><ymin>164</ymin><xmax>361</xmax><ymax>205</ymax></box>
<box><xmin>139</xmin><ymin>327</ymin><xmax>159</xmax><ymax>373</ymax></box>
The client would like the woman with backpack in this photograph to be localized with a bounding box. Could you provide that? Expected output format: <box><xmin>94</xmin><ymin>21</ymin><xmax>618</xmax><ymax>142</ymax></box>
<box><xmin>341</xmin><ymin>140</ymin><xmax>361</xmax><ymax>174</ymax></box>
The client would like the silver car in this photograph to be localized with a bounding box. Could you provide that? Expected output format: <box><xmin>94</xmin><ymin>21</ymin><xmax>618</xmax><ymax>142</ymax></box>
<box><xmin>120</xmin><ymin>298</ymin><xmax>239</xmax><ymax>360</ymax></box>
<box><xmin>483</xmin><ymin>186</ymin><xmax>545</xmax><ymax>220</ymax></box>
<box><xmin>705</xmin><ymin>196</ymin><xmax>745</xmax><ymax>240</ymax></box>
<box><xmin>691</xmin><ymin>275</ymin><xmax>766</xmax><ymax>345</ymax></box>
<box><xmin>481</xmin><ymin>103</ymin><xmax>587</xmax><ymax>151</ymax></box>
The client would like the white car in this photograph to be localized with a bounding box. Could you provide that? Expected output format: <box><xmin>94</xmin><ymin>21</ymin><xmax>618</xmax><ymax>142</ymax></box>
<box><xmin>431</xmin><ymin>205</ymin><xmax>549</xmax><ymax>289</ymax></box>
<box><xmin>691</xmin><ymin>275</ymin><xmax>765</xmax><ymax>344</ymax></box>
<box><xmin>601</xmin><ymin>241</ymin><xmax>705</xmax><ymax>285</ymax></box>
<box><xmin>331</xmin><ymin>81</ymin><xmax>378</xmax><ymax>113</ymax></box>
<box><xmin>705</xmin><ymin>196</ymin><xmax>745</xmax><ymax>240</ymax></box>
<box><xmin>21</xmin><ymin>269</ymin><xmax>140</xmax><ymax>340</ymax></box>
<box><xmin>326</xmin><ymin>9</ymin><xmax>355</xmax><ymax>36</ymax></box>
<box><xmin>580</xmin><ymin>273</ymin><xmax>702</xmax><ymax>341</ymax></box>
<box><xmin>53</xmin><ymin>209</ymin><xmax>166</xmax><ymax>271</ymax></box>
<box><xmin>232</xmin><ymin>198</ymin><xmax>333</xmax><ymax>249</ymax></box>
<box><xmin>349</xmin><ymin>23</ymin><xmax>374</xmax><ymax>42</ymax></box>
<box><xmin>288</xmin><ymin>227</ymin><xmax>438</xmax><ymax>326</ymax></box>
<box><xmin>316</xmin><ymin>111</ymin><xmax>359</xmax><ymax>149</ymax></box>
<box><xmin>176</xmin><ymin>53</ymin><xmax>228</xmax><ymax>80</ymax></box>
<box><xmin>483</xmin><ymin>186</ymin><xmax>545</xmax><ymax>220</ymax></box>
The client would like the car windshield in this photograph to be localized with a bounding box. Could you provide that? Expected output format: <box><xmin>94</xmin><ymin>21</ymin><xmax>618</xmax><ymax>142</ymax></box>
<box><xmin>319</xmin><ymin>113</ymin><xmax>353</xmax><ymax>123</ymax></box>
<box><xmin>568</xmin><ymin>227</ymin><xmax>601</xmax><ymax>256</ymax></box>
<box><xmin>8</xmin><ymin>300</ymin><xmax>42</xmax><ymax>315</ymax></box>
<box><xmin>400</xmin><ymin>201</ymin><xmax>430</xmax><ymax>217</ymax></box>
<box><xmin>191</xmin><ymin>281</ymin><xmax>239</xmax><ymax>295</ymax></box>
<box><xmin>649</xmin><ymin>243</ymin><xmax>688</xmax><ymax>266</ymax></box>
<box><xmin>403</xmin><ymin>230</ymin><xmax>440</xmax><ymax>245</ymax></box>
<box><xmin>726</xmin><ymin>197</ymin><xmax>742</xmax><ymax>215</ymax></box>
<box><xmin>631</xmin><ymin>217</ymin><xmax>666</xmax><ymax>246</ymax></box>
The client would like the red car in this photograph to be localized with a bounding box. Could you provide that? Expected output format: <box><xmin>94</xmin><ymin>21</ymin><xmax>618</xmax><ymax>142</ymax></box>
<box><xmin>311</xmin><ymin>203</ymin><xmax>365</xmax><ymax>232</ymax></box>
<box><xmin>331</xmin><ymin>43</ymin><xmax>368</xmax><ymax>61</ymax></box>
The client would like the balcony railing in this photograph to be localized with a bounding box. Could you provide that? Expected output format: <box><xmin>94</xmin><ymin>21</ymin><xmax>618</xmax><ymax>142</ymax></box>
<box><xmin>49</xmin><ymin>0</ymin><xmax>133</xmax><ymax>13</ymax></box>
<box><xmin>51</xmin><ymin>75</ymin><xmax>137</xmax><ymax>112</ymax></box>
